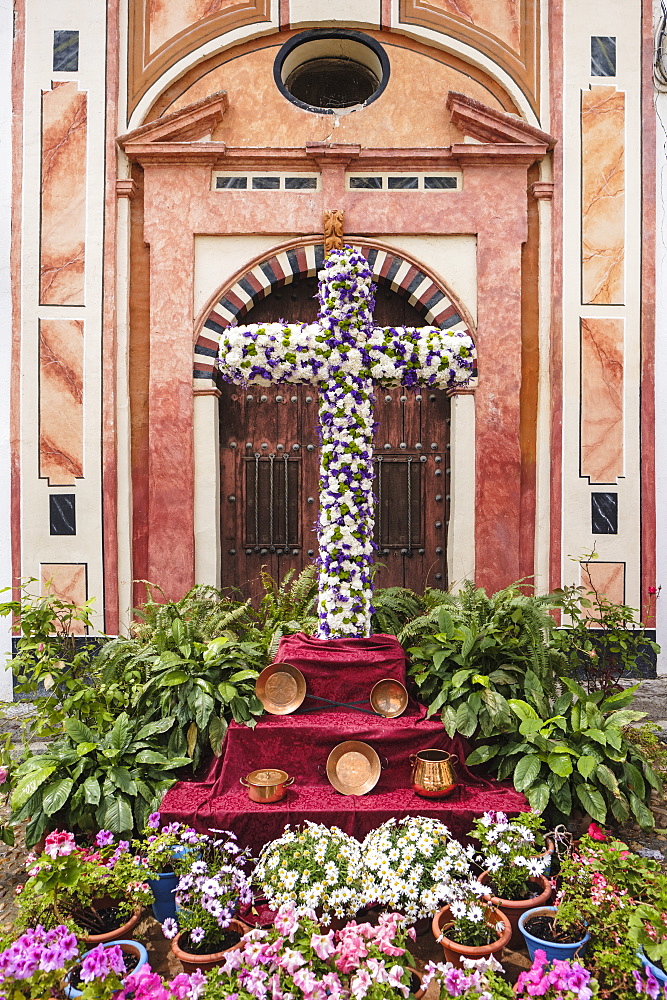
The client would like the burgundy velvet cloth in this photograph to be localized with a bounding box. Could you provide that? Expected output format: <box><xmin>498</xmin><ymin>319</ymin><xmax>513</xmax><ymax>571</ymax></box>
<box><xmin>160</xmin><ymin>632</ymin><xmax>529</xmax><ymax>855</ymax></box>
<box><xmin>274</xmin><ymin>632</ymin><xmax>407</xmax><ymax>707</ymax></box>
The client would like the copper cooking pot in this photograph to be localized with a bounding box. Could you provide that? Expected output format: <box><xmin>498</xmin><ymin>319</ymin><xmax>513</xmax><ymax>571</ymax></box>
<box><xmin>409</xmin><ymin>748</ymin><xmax>458</xmax><ymax>799</ymax></box>
<box><xmin>240</xmin><ymin>768</ymin><xmax>294</xmax><ymax>803</ymax></box>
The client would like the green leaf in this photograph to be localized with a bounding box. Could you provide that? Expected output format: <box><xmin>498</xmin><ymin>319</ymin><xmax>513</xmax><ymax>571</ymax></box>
<box><xmin>577</xmin><ymin>756</ymin><xmax>598</xmax><ymax>779</ymax></box>
<box><xmin>624</xmin><ymin>761</ymin><xmax>646</xmax><ymax>798</ymax></box>
<box><xmin>158</xmin><ymin>669</ymin><xmax>189</xmax><ymax>687</ymax></box>
<box><xmin>11</xmin><ymin>765</ymin><xmax>57</xmax><ymax>810</ymax></box>
<box><xmin>508</xmin><ymin>699</ymin><xmax>540</xmax><ymax>722</ymax></box>
<box><xmin>606</xmin><ymin>710</ymin><xmax>647</xmax><ymax>729</ymax></box>
<box><xmin>519</xmin><ymin>719</ymin><xmax>544</xmax><ymax>736</ymax></box>
<box><xmin>452</xmin><ymin>669</ymin><xmax>474</xmax><ymax>689</ymax></box>
<box><xmin>82</xmin><ymin>776</ymin><xmax>101</xmax><ymax>805</ymax></box>
<box><xmin>109</xmin><ymin>766</ymin><xmax>137</xmax><ymax>794</ymax></box>
<box><xmin>560</xmin><ymin>676</ymin><xmax>588</xmax><ymax>701</ymax></box>
<box><xmin>136</xmin><ymin>717</ymin><xmax>175</xmax><ymax>740</ymax></box>
<box><xmin>75</xmin><ymin>742</ymin><xmax>97</xmax><ymax>757</ymax></box>
<box><xmin>584</xmin><ymin>729</ymin><xmax>607</xmax><ymax>745</ymax></box>
<box><xmin>209</xmin><ymin>715</ymin><xmax>228</xmax><ymax>757</ymax></box>
<box><xmin>103</xmin><ymin>795</ymin><xmax>134</xmax><ymax>835</ymax></box>
<box><xmin>466</xmin><ymin>744</ymin><xmax>500</xmax><ymax>766</ymax></box>
<box><xmin>514</xmin><ymin>755</ymin><xmax>542</xmax><ymax>791</ymax></box>
<box><xmin>472</xmin><ymin>674</ymin><xmax>490</xmax><ymax>688</ymax></box>
<box><xmin>596</xmin><ymin>764</ymin><xmax>621</xmax><ymax>797</ymax></box>
<box><xmin>25</xmin><ymin>811</ymin><xmax>49</xmax><ymax>849</ymax></box>
<box><xmin>525</xmin><ymin>781</ymin><xmax>550</xmax><ymax>813</ymax></box>
<box><xmin>228</xmin><ymin>669</ymin><xmax>259</xmax><ymax>683</ymax></box>
<box><xmin>481</xmin><ymin>689</ymin><xmax>511</xmax><ymax>721</ymax></box>
<box><xmin>575</xmin><ymin>783</ymin><xmax>607</xmax><ymax>824</ymax></box>
<box><xmin>455</xmin><ymin>701</ymin><xmax>478</xmax><ymax>739</ymax></box>
<box><xmin>547</xmin><ymin>754</ymin><xmax>572</xmax><ymax>777</ymax></box>
<box><xmin>218</xmin><ymin>682</ymin><xmax>237</xmax><ymax>702</ymax></box>
<box><xmin>643</xmin><ymin>760</ymin><xmax>663</xmax><ymax>792</ymax></box>
<box><xmin>63</xmin><ymin>718</ymin><xmax>96</xmax><ymax>745</ymax></box>
<box><xmin>610</xmin><ymin>793</ymin><xmax>630</xmax><ymax>823</ymax></box>
<box><xmin>109</xmin><ymin>714</ymin><xmax>132</xmax><ymax>753</ymax></box>
<box><xmin>41</xmin><ymin>778</ymin><xmax>74</xmax><ymax>817</ymax></box>
<box><xmin>630</xmin><ymin>792</ymin><xmax>654</xmax><ymax>830</ymax></box>
<box><xmin>442</xmin><ymin>705</ymin><xmax>457</xmax><ymax>738</ymax></box>
<box><xmin>550</xmin><ymin>779</ymin><xmax>572</xmax><ymax>815</ymax></box>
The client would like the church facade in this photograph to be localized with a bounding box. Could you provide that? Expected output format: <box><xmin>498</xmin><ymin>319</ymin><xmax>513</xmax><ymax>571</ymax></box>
<box><xmin>1</xmin><ymin>0</ymin><xmax>663</xmax><ymax>687</ymax></box>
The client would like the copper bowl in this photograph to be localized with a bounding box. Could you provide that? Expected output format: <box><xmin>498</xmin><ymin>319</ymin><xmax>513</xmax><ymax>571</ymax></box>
<box><xmin>240</xmin><ymin>768</ymin><xmax>295</xmax><ymax>803</ymax></box>
<box><xmin>255</xmin><ymin>662</ymin><xmax>306</xmax><ymax>715</ymax></box>
<box><xmin>370</xmin><ymin>678</ymin><xmax>408</xmax><ymax>718</ymax></box>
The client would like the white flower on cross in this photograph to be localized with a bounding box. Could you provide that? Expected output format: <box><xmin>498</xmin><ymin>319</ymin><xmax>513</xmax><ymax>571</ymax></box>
<box><xmin>217</xmin><ymin>246</ymin><xmax>476</xmax><ymax>638</ymax></box>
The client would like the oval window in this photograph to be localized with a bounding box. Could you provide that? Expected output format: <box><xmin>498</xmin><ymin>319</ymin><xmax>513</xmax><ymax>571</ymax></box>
<box><xmin>274</xmin><ymin>30</ymin><xmax>390</xmax><ymax>114</ymax></box>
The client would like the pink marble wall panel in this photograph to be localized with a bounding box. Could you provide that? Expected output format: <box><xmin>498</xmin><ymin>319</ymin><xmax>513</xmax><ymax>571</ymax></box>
<box><xmin>40</xmin><ymin>82</ymin><xmax>87</xmax><ymax>305</ymax></box>
<box><xmin>580</xmin><ymin>561</ymin><xmax>625</xmax><ymax>618</ymax></box>
<box><xmin>422</xmin><ymin>0</ymin><xmax>521</xmax><ymax>52</ymax></box>
<box><xmin>581</xmin><ymin>86</ymin><xmax>625</xmax><ymax>304</ymax></box>
<box><xmin>580</xmin><ymin>318</ymin><xmax>623</xmax><ymax>483</ymax></box>
<box><xmin>40</xmin><ymin>564</ymin><xmax>88</xmax><ymax>633</ymax></box>
<box><xmin>149</xmin><ymin>0</ymin><xmax>241</xmax><ymax>53</ymax></box>
<box><xmin>39</xmin><ymin>319</ymin><xmax>84</xmax><ymax>485</ymax></box>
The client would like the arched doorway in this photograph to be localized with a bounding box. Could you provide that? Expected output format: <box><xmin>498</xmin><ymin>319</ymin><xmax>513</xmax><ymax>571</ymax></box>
<box><xmin>218</xmin><ymin>276</ymin><xmax>451</xmax><ymax>597</ymax></box>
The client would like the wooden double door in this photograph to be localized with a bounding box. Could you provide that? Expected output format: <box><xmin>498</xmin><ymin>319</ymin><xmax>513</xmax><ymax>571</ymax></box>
<box><xmin>219</xmin><ymin>278</ymin><xmax>451</xmax><ymax>599</ymax></box>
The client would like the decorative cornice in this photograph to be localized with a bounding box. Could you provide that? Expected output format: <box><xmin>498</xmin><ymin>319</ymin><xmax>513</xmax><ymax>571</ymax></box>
<box><xmin>531</xmin><ymin>181</ymin><xmax>555</xmax><ymax>200</ymax></box>
<box><xmin>447</xmin><ymin>92</ymin><xmax>555</xmax><ymax>148</ymax></box>
<box><xmin>305</xmin><ymin>142</ymin><xmax>362</xmax><ymax>167</ymax></box>
<box><xmin>115</xmin><ymin>179</ymin><xmax>138</xmax><ymax>199</ymax></box>
<box><xmin>118</xmin><ymin>92</ymin><xmax>229</xmax><ymax>163</ymax></box>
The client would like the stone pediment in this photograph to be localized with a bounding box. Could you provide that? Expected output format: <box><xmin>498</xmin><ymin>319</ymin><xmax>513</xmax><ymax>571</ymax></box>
<box><xmin>118</xmin><ymin>91</ymin><xmax>229</xmax><ymax>163</ymax></box>
<box><xmin>446</xmin><ymin>92</ymin><xmax>556</xmax><ymax>148</ymax></box>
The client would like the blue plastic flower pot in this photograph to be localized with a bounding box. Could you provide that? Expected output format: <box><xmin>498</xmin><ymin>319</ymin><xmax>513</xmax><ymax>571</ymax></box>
<box><xmin>148</xmin><ymin>871</ymin><xmax>179</xmax><ymax>922</ymax></box>
<box><xmin>518</xmin><ymin>906</ymin><xmax>590</xmax><ymax>962</ymax></box>
<box><xmin>637</xmin><ymin>951</ymin><xmax>667</xmax><ymax>986</ymax></box>
<box><xmin>65</xmin><ymin>939</ymin><xmax>149</xmax><ymax>998</ymax></box>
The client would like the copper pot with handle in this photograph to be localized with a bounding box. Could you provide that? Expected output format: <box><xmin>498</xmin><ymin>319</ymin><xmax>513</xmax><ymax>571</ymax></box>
<box><xmin>409</xmin><ymin>749</ymin><xmax>458</xmax><ymax>799</ymax></box>
<box><xmin>240</xmin><ymin>768</ymin><xmax>295</xmax><ymax>803</ymax></box>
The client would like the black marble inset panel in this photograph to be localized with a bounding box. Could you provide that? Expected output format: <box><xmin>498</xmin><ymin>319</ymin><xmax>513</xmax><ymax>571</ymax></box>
<box><xmin>591</xmin><ymin>36</ymin><xmax>616</xmax><ymax>77</ymax></box>
<box><xmin>591</xmin><ymin>492</ymin><xmax>617</xmax><ymax>534</ymax></box>
<box><xmin>284</xmin><ymin>176</ymin><xmax>317</xmax><ymax>189</ymax></box>
<box><xmin>50</xmin><ymin>494</ymin><xmax>76</xmax><ymax>535</ymax></box>
<box><xmin>424</xmin><ymin>176</ymin><xmax>458</xmax><ymax>189</ymax></box>
<box><xmin>252</xmin><ymin>177</ymin><xmax>280</xmax><ymax>190</ymax></box>
<box><xmin>349</xmin><ymin>176</ymin><xmax>382</xmax><ymax>189</ymax></box>
<box><xmin>53</xmin><ymin>30</ymin><xmax>79</xmax><ymax>72</ymax></box>
<box><xmin>388</xmin><ymin>176</ymin><xmax>418</xmax><ymax>190</ymax></box>
<box><xmin>216</xmin><ymin>176</ymin><xmax>247</xmax><ymax>189</ymax></box>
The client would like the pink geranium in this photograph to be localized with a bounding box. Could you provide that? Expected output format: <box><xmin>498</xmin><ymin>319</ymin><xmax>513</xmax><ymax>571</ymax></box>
<box><xmin>43</xmin><ymin>831</ymin><xmax>76</xmax><ymax>858</ymax></box>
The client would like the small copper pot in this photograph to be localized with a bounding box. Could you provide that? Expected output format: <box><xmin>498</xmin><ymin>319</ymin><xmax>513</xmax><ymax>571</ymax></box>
<box><xmin>409</xmin><ymin>748</ymin><xmax>458</xmax><ymax>798</ymax></box>
<box><xmin>240</xmin><ymin>768</ymin><xmax>294</xmax><ymax>803</ymax></box>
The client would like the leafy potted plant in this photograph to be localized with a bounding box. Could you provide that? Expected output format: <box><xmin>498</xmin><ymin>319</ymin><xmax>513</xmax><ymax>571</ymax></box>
<box><xmin>0</xmin><ymin>925</ymin><xmax>133</xmax><ymax>1000</ymax></box>
<box><xmin>421</xmin><ymin>955</ymin><xmax>514</xmax><ymax>1000</ymax></box>
<box><xmin>515</xmin><ymin>949</ymin><xmax>599</xmax><ymax>999</ymax></box>
<box><xmin>470</xmin><ymin>810</ymin><xmax>551</xmax><ymax>948</ymax></box>
<box><xmin>466</xmin><ymin>678</ymin><xmax>660</xmax><ymax>828</ymax></box>
<box><xmin>65</xmin><ymin>940</ymin><xmax>149</xmax><ymax>999</ymax></box>
<box><xmin>202</xmin><ymin>903</ymin><xmax>422</xmax><ymax>1000</ymax></box>
<box><xmin>254</xmin><ymin>822</ymin><xmax>365</xmax><ymax>924</ymax></box>
<box><xmin>628</xmin><ymin>894</ymin><xmax>667</xmax><ymax>987</ymax></box>
<box><xmin>161</xmin><ymin>827</ymin><xmax>253</xmax><ymax>972</ymax></box>
<box><xmin>15</xmin><ymin>829</ymin><xmax>154</xmax><ymax>941</ymax></box>
<box><xmin>135</xmin><ymin>812</ymin><xmax>200</xmax><ymax>922</ymax></box>
<box><xmin>402</xmin><ymin>581</ymin><xmax>563</xmax><ymax>740</ymax></box>
<box><xmin>431</xmin><ymin>878</ymin><xmax>511</xmax><ymax>968</ymax></box>
<box><xmin>9</xmin><ymin>713</ymin><xmax>191</xmax><ymax>846</ymax></box>
<box><xmin>360</xmin><ymin>815</ymin><xmax>472</xmax><ymax>924</ymax></box>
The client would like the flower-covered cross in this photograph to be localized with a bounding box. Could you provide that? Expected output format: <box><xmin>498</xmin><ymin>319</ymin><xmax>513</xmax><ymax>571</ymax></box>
<box><xmin>217</xmin><ymin>247</ymin><xmax>476</xmax><ymax>638</ymax></box>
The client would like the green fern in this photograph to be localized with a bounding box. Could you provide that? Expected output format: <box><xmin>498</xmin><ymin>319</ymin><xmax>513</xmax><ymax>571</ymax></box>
<box><xmin>370</xmin><ymin>587</ymin><xmax>423</xmax><ymax>636</ymax></box>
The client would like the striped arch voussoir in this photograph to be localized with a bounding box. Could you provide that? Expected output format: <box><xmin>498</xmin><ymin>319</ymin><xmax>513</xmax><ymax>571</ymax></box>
<box><xmin>193</xmin><ymin>243</ymin><xmax>474</xmax><ymax>381</ymax></box>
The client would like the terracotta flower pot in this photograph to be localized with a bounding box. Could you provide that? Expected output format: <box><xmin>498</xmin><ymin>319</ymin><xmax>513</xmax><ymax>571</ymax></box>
<box><xmin>79</xmin><ymin>903</ymin><xmax>143</xmax><ymax>945</ymax></box>
<box><xmin>171</xmin><ymin>919</ymin><xmax>251</xmax><ymax>974</ymax></box>
<box><xmin>431</xmin><ymin>904</ymin><xmax>511</xmax><ymax>969</ymax></box>
<box><xmin>406</xmin><ymin>966</ymin><xmax>425</xmax><ymax>999</ymax></box>
<box><xmin>480</xmin><ymin>872</ymin><xmax>553</xmax><ymax>950</ymax></box>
